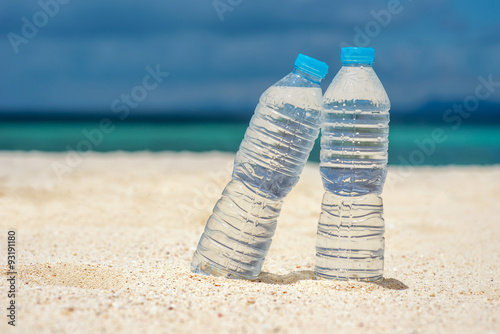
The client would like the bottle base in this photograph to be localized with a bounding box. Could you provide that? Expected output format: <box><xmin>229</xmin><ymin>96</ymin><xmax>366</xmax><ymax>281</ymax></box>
<box><xmin>314</xmin><ymin>268</ymin><xmax>382</xmax><ymax>282</ymax></box>
<box><xmin>191</xmin><ymin>251</ymin><xmax>259</xmax><ymax>280</ymax></box>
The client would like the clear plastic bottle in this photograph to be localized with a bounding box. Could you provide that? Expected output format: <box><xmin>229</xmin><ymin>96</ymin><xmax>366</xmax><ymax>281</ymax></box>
<box><xmin>192</xmin><ymin>54</ymin><xmax>328</xmax><ymax>280</ymax></box>
<box><xmin>315</xmin><ymin>47</ymin><xmax>390</xmax><ymax>281</ymax></box>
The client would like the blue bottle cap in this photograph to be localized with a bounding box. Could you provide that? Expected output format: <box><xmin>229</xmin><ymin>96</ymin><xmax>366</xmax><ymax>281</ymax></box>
<box><xmin>341</xmin><ymin>47</ymin><xmax>375</xmax><ymax>64</ymax></box>
<box><xmin>294</xmin><ymin>54</ymin><xmax>329</xmax><ymax>79</ymax></box>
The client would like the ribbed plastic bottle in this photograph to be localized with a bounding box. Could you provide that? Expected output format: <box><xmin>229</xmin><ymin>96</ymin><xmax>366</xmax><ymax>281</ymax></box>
<box><xmin>315</xmin><ymin>47</ymin><xmax>390</xmax><ymax>281</ymax></box>
<box><xmin>192</xmin><ymin>54</ymin><xmax>328</xmax><ymax>280</ymax></box>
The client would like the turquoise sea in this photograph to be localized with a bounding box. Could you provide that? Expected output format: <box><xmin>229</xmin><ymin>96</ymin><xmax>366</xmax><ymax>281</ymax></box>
<box><xmin>0</xmin><ymin>120</ymin><xmax>499</xmax><ymax>165</ymax></box>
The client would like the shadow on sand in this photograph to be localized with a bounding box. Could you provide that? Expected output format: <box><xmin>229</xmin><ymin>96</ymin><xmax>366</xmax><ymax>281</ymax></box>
<box><xmin>254</xmin><ymin>270</ymin><xmax>408</xmax><ymax>290</ymax></box>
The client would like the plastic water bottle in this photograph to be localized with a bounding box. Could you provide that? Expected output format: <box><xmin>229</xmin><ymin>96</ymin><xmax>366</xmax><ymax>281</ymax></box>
<box><xmin>192</xmin><ymin>54</ymin><xmax>328</xmax><ymax>280</ymax></box>
<box><xmin>315</xmin><ymin>47</ymin><xmax>390</xmax><ymax>281</ymax></box>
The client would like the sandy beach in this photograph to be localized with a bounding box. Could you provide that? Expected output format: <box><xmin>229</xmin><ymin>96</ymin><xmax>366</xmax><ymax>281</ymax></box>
<box><xmin>0</xmin><ymin>151</ymin><xmax>498</xmax><ymax>333</ymax></box>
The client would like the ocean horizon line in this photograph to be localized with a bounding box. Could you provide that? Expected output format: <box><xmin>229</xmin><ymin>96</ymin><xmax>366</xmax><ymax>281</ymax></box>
<box><xmin>1</xmin><ymin>100</ymin><xmax>500</xmax><ymax>124</ymax></box>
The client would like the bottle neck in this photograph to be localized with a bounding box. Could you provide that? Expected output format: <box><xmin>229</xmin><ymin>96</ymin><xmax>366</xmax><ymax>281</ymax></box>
<box><xmin>342</xmin><ymin>62</ymin><xmax>373</xmax><ymax>67</ymax></box>
<box><xmin>293</xmin><ymin>67</ymin><xmax>323</xmax><ymax>83</ymax></box>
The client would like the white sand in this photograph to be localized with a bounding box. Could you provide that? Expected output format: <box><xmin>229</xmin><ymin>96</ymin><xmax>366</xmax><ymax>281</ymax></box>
<box><xmin>0</xmin><ymin>151</ymin><xmax>498</xmax><ymax>333</ymax></box>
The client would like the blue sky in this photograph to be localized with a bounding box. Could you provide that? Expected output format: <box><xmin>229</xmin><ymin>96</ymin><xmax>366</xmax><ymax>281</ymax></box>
<box><xmin>1</xmin><ymin>0</ymin><xmax>499</xmax><ymax>117</ymax></box>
